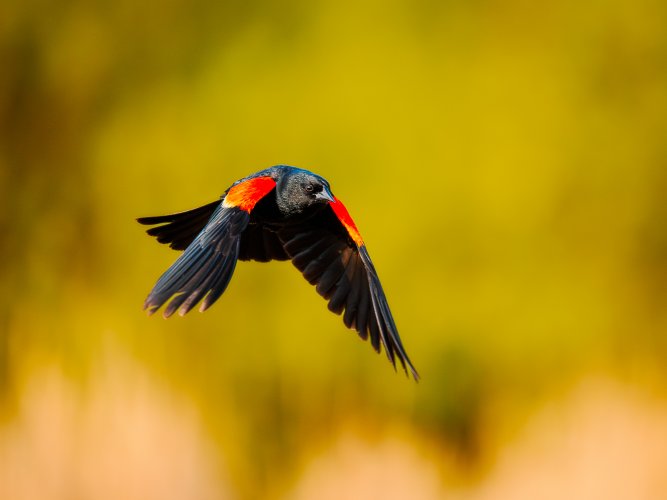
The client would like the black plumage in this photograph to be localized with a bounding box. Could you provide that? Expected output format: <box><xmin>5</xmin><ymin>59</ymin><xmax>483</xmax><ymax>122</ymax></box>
<box><xmin>138</xmin><ymin>165</ymin><xmax>418</xmax><ymax>379</ymax></box>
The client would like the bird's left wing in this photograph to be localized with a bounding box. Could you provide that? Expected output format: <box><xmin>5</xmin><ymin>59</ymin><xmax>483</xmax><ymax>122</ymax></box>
<box><xmin>141</xmin><ymin>176</ymin><xmax>276</xmax><ymax>317</ymax></box>
<box><xmin>279</xmin><ymin>198</ymin><xmax>419</xmax><ymax>380</ymax></box>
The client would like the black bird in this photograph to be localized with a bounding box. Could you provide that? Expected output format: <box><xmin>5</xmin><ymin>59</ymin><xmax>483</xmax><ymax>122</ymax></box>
<box><xmin>138</xmin><ymin>165</ymin><xmax>418</xmax><ymax>379</ymax></box>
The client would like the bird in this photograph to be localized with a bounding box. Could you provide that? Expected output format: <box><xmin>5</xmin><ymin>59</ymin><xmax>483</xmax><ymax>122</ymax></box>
<box><xmin>137</xmin><ymin>165</ymin><xmax>418</xmax><ymax>379</ymax></box>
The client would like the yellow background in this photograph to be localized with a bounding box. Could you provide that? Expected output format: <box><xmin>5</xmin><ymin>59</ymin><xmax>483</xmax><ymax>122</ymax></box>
<box><xmin>1</xmin><ymin>0</ymin><xmax>667</xmax><ymax>498</ymax></box>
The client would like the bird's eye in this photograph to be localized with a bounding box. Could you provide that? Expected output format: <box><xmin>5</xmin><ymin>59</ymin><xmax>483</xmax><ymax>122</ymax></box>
<box><xmin>305</xmin><ymin>184</ymin><xmax>314</xmax><ymax>192</ymax></box>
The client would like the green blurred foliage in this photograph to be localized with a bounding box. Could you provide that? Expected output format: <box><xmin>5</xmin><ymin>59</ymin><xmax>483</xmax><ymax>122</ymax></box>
<box><xmin>1</xmin><ymin>0</ymin><xmax>667</xmax><ymax>497</ymax></box>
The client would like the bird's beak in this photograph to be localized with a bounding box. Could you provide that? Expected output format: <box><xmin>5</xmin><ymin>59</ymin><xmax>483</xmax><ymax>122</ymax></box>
<box><xmin>315</xmin><ymin>186</ymin><xmax>335</xmax><ymax>203</ymax></box>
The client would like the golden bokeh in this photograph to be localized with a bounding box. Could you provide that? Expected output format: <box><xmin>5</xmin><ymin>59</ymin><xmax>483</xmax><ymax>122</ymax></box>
<box><xmin>1</xmin><ymin>0</ymin><xmax>667</xmax><ymax>498</ymax></box>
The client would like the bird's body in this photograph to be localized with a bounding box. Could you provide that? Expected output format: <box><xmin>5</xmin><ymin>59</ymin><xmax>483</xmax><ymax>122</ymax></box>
<box><xmin>138</xmin><ymin>165</ymin><xmax>418</xmax><ymax>379</ymax></box>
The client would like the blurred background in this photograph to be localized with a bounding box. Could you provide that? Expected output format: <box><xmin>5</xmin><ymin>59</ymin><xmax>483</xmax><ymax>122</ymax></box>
<box><xmin>2</xmin><ymin>0</ymin><xmax>667</xmax><ymax>498</ymax></box>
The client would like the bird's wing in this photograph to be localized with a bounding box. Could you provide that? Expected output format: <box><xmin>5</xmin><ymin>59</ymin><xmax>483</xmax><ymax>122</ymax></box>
<box><xmin>142</xmin><ymin>176</ymin><xmax>277</xmax><ymax>317</ymax></box>
<box><xmin>279</xmin><ymin>198</ymin><xmax>419</xmax><ymax>380</ymax></box>
<box><xmin>137</xmin><ymin>200</ymin><xmax>221</xmax><ymax>250</ymax></box>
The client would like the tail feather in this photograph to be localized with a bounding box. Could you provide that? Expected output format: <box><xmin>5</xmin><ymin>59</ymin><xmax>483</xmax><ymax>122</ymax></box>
<box><xmin>137</xmin><ymin>200</ymin><xmax>220</xmax><ymax>250</ymax></box>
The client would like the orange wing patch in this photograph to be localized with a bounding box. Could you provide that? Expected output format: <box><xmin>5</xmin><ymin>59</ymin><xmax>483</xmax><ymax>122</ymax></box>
<box><xmin>222</xmin><ymin>176</ymin><xmax>276</xmax><ymax>212</ymax></box>
<box><xmin>330</xmin><ymin>197</ymin><xmax>364</xmax><ymax>247</ymax></box>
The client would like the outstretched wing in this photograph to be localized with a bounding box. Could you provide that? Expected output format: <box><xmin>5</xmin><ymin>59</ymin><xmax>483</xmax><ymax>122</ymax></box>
<box><xmin>137</xmin><ymin>200</ymin><xmax>220</xmax><ymax>250</ymax></box>
<box><xmin>141</xmin><ymin>176</ymin><xmax>277</xmax><ymax>317</ymax></box>
<box><xmin>279</xmin><ymin>198</ymin><xmax>419</xmax><ymax>380</ymax></box>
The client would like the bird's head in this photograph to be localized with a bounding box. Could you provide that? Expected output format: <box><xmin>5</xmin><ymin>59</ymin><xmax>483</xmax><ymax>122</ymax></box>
<box><xmin>276</xmin><ymin>168</ymin><xmax>335</xmax><ymax>216</ymax></box>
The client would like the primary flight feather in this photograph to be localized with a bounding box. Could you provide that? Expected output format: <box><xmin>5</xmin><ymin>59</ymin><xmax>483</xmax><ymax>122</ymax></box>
<box><xmin>138</xmin><ymin>165</ymin><xmax>418</xmax><ymax>379</ymax></box>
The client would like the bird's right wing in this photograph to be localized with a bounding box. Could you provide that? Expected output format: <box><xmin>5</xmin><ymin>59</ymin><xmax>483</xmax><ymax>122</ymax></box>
<box><xmin>141</xmin><ymin>176</ymin><xmax>277</xmax><ymax>317</ymax></box>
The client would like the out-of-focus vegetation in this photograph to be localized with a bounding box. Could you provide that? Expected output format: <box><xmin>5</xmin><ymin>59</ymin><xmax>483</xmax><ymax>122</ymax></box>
<box><xmin>1</xmin><ymin>0</ymin><xmax>667</xmax><ymax>498</ymax></box>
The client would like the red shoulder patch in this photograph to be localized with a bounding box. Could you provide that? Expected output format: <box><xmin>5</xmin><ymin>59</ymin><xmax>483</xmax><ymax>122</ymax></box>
<box><xmin>222</xmin><ymin>176</ymin><xmax>276</xmax><ymax>212</ymax></box>
<box><xmin>330</xmin><ymin>197</ymin><xmax>364</xmax><ymax>246</ymax></box>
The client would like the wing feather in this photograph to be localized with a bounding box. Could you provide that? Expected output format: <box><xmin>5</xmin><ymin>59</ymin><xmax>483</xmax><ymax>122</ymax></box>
<box><xmin>143</xmin><ymin>207</ymin><xmax>248</xmax><ymax>317</ymax></box>
<box><xmin>342</xmin><ymin>255</ymin><xmax>362</xmax><ymax>329</ymax></box>
<box><xmin>140</xmin><ymin>175</ymin><xmax>282</xmax><ymax>314</ymax></box>
<box><xmin>280</xmin><ymin>204</ymin><xmax>419</xmax><ymax>380</ymax></box>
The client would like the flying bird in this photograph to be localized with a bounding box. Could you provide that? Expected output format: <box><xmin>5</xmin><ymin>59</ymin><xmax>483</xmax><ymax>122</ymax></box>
<box><xmin>138</xmin><ymin>165</ymin><xmax>418</xmax><ymax>379</ymax></box>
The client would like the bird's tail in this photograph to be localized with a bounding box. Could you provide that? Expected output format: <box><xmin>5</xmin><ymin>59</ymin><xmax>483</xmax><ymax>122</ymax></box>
<box><xmin>137</xmin><ymin>200</ymin><xmax>220</xmax><ymax>251</ymax></box>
